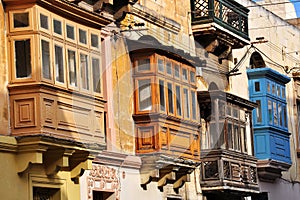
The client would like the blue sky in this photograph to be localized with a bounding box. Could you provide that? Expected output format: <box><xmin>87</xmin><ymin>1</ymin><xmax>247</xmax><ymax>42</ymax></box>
<box><xmin>293</xmin><ymin>2</ymin><xmax>300</xmax><ymax>17</ymax></box>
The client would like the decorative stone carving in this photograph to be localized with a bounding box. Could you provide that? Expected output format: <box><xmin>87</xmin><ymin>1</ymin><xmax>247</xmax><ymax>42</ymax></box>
<box><xmin>87</xmin><ymin>164</ymin><xmax>120</xmax><ymax>200</ymax></box>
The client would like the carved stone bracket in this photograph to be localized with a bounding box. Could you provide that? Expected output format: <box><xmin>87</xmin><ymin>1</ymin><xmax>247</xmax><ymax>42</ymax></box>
<box><xmin>87</xmin><ymin>164</ymin><xmax>120</xmax><ymax>200</ymax></box>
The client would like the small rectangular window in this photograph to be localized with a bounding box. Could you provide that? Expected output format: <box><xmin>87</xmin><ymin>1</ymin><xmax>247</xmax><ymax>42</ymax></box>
<box><xmin>158</xmin><ymin>59</ymin><xmax>164</xmax><ymax>72</ymax></box>
<box><xmin>40</xmin><ymin>14</ymin><xmax>48</xmax><ymax>30</ymax></box>
<box><xmin>182</xmin><ymin>68</ymin><xmax>188</xmax><ymax>81</ymax></box>
<box><xmin>268</xmin><ymin>100</ymin><xmax>272</xmax><ymax>124</ymax></box>
<box><xmin>138</xmin><ymin>59</ymin><xmax>150</xmax><ymax>71</ymax></box>
<box><xmin>273</xmin><ymin>102</ymin><xmax>278</xmax><ymax>125</ymax></box>
<box><xmin>176</xmin><ymin>86</ymin><xmax>182</xmax><ymax>116</ymax></box>
<box><xmin>233</xmin><ymin>124</ymin><xmax>241</xmax><ymax>151</ymax></box>
<box><xmin>241</xmin><ymin>127</ymin><xmax>247</xmax><ymax>153</ymax></box>
<box><xmin>91</xmin><ymin>34</ymin><xmax>99</xmax><ymax>48</ymax></box>
<box><xmin>68</xmin><ymin>50</ymin><xmax>77</xmax><ymax>86</ymax></box>
<box><xmin>191</xmin><ymin>91</ymin><xmax>197</xmax><ymax>120</ymax></box>
<box><xmin>166</xmin><ymin>62</ymin><xmax>172</xmax><ymax>75</ymax></box>
<box><xmin>233</xmin><ymin>108</ymin><xmax>239</xmax><ymax>118</ymax></box>
<box><xmin>41</xmin><ymin>40</ymin><xmax>51</xmax><ymax>79</ymax></box>
<box><xmin>167</xmin><ymin>83</ymin><xmax>174</xmax><ymax>114</ymax></box>
<box><xmin>92</xmin><ymin>57</ymin><xmax>101</xmax><ymax>93</ymax></box>
<box><xmin>190</xmin><ymin>71</ymin><xmax>195</xmax><ymax>83</ymax></box>
<box><xmin>283</xmin><ymin>105</ymin><xmax>287</xmax><ymax>127</ymax></box>
<box><xmin>15</xmin><ymin>39</ymin><xmax>31</xmax><ymax>78</ymax></box>
<box><xmin>184</xmin><ymin>88</ymin><xmax>189</xmax><ymax>118</ymax></box>
<box><xmin>138</xmin><ymin>79</ymin><xmax>152</xmax><ymax>111</ymax></box>
<box><xmin>80</xmin><ymin>53</ymin><xmax>89</xmax><ymax>90</ymax></box>
<box><xmin>159</xmin><ymin>80</ymin><xmax>165</xmax><ymax>111</ymax></box>
<box><xmin>267</xmin><ymin>82</ymin><xmax>271</xmax><ymax>93</ymax></box>
<box><xmin>272</xmin><ymin>84</ymin><xmax>276</xmax><ymax>95</ymax></box>
<box><xmin>278</xmin><ymin>103</ymin><xmax>282</xmax><ymax>126</ymax></box>
<box><xmin>175</xmin><ymin>64</ymin><xmax>180</xmax><ymax>78</ymax></box>
<box><xmin>66</xmin><ymin>24</ymin><xmax>75</xmax><ymax>40</ymax></box>
<box><xmin>79</xmin><ymin>29</ymin><xmax>87</xmax><ymax>44</ymax></box>
<box><xmin>55</xmin><ymin>45</ymin><xmax>64</xmax><ymax>83</ymax></box>
<box><xmin>256</xmin><ymin>100</ymin><xmax>262</xmax><ymax>123</ymax></box>
<box><xmin>228</xmin><ymin>122</ymin><xmax>233</xmax><ymax>149</ymax></box>
<box><xmin>13</xmin><ymin>12</ymin><xmax>29</xmax><ymax>28</ymax></box>
<box><xmin>277</xmin><ymin>86</ymin><xmax>281</xmax><ymax>96</ymax></box>
<box><xmin>282</xmin><ymin>87</ymin><xmax>286</xmax><ymax>98</ymax></box>
<box><xmin>255</xmin><ymin>82</ymin><xmax>260</xmax><ymax>92</ymax></box>
<box><xmin>53</xmin><ymin>19</ymin><xmax>62</xmax><ymax>35</ymax></box>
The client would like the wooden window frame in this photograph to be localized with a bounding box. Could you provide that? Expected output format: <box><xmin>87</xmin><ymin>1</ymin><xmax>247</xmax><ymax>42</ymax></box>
<box><xmin>174</xmin><ymin>62</ymin><xmax>181</xmax><ymax>80</ymax></box>
<box><xmin>66</xmin><ymin>45</ymin><xmax>79</xmax><ymax>90</ymax></box>
<box><xmin>9</xmin><ymin>8</ymin><xmax>34</xmax><ymax>32</ymax></box>
<box><xmin>90</xmin><ymin>30</ymin><xmax>100</xmax><ymax>51</ymax></box>
<box><xmin>78</xmin><ymin>25</ymin><xmax>89</xmax><ymax>48</ymax></box>
<box><xmin>40</xmin><ymin>35</ymin><xmax>53</xmax><ymax>83</ymax></box>
<box><xmin>157</xmin><ymin>55</ymin><xmax>165</xmax><ymax>75</ymax></box>
<box><xmin>10</xmin><ymin>35</ymin><xmax>36</xmax><ymax>83</ymax></box>
<box><xmin>38</xmin><ymin>8</ymin><xmax>51</xmax><ymax>34</ymax></box>
<box><xmin>134</xmin><ymin>77</ymin><xmax>154</xmax><ymax>114</ymax></box>
<box><xmin>52</xmin><ymin>15</ymin><xmax>64</xmax><ymax>39</ymax></box>
<box><xmin>134</xmin><ymin>56</ymin><xmax>154</xmax><ymax>74</ymax></box>
<box><xmin>167</xmin><ymin>82</ymin><xmax>175</xmax><ymax>116</ymax></box>
<box><xmin>183</xmin><ymin>87</ymin><xmax>190</xmax><ymax>119</ymax></box>
<box><xmin>166</xmin><ymin>60</ymin><xmax>173</xmax><ymax>77</ymax></box>
<box><xmin>191</xmin><ymin>90</ymin><xmax>198</xmax><ymax>121</ymax></box>
<box><xmin>175</xmin><ymin>84</ymin><xmax>182</xmax><ymax>117</ymax></box>
<box><xmin>79</xmin><ymin>50</ymin><xmax>91</xmax><ymax>93</ymax></box>
<box><xmin>65</xmin><ymin>21</ymin><xmax>77</xmax><ymax>43</ymax></box>
<box><xmin>158</xmin><ymin>79</ymin><xmax>166</xmax><ymax>113</ymax></box>
<box><xmin>182</xmin><ymin>65</ymin><xmax>189</xmax><ymax>82</ymax></box>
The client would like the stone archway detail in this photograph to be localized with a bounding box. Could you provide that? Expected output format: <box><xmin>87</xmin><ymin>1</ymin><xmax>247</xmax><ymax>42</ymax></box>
<box><xmin>87</xmin><ymin>164</ymin><xmax>120</xmax><ymax>200</ymax></box>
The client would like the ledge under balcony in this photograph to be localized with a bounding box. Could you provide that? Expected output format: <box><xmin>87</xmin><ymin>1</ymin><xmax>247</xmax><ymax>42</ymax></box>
<box><xmin>190</xmin><ymin>0</ymin><xmax>250</xmax><ymax>57</ymax></box>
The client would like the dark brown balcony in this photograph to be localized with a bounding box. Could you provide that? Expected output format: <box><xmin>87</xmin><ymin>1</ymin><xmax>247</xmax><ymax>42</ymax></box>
<box><xmin>190</xmin><ymin>0</ymin><xmax>249</xmax><ymax>58</ymax></box>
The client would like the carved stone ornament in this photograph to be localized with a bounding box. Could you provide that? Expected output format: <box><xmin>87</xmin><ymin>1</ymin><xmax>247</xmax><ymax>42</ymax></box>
<box><xmin>87</xmin><ymin>164</ymin><xmax>120</xmax><ymax>200</ymax></box>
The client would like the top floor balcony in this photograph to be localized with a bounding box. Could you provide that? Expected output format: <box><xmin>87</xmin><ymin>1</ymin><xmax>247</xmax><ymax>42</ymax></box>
<box><xmin>190</xmin><ymin>0</ymin><xmax>249</xmax><ymax>57</ymax></box>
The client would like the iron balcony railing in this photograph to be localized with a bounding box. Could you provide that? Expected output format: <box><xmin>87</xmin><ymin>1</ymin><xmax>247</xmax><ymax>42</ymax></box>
<box><xmin>191</xmin><ymin>0</ymin><xmax>249</xmax><ymax>40</ymax></box>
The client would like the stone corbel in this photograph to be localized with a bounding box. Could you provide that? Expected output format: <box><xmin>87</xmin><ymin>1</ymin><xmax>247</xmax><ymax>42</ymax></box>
<box><xmin>140</xmin><ymin>169</ymin><xmax>160</xmax><ymax>190</ymax></box>
<box><xmin>173</xmin><ymin>174</ymin><xmax>190</xmax><ymax>193</ymax></box>
<box><xmin>45</xmin><ymin>149</ymin><xmax>75</xmax><ymax>176</ymax></box>
<box><xmin>71</xmin><ymin>156</ymin><xmax>94</xmax><ymax>183</ymax></box>
<box><xmin>157</xmin><ymin>171</ymin><xmax>176</xmax><ymax>191</ymax></box>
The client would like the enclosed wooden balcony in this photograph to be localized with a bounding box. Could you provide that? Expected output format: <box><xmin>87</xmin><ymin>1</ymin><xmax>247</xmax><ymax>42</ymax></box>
<box><xmin>190</xmin><ymin>0</ymin><xmax>249</xmax><ymax>57</ymax></box>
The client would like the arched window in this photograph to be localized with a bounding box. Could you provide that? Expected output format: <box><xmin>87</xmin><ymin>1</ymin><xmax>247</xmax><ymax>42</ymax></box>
<box><xmin>250</xmin><ymin>52</ymin><xmax>266</xmax><ymax>69</ymax></box>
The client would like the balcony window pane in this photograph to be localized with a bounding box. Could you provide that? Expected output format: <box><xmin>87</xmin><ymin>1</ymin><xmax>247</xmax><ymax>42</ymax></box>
<box><xmin>79</xmin><ymin>29</ymin><xmax>87</xmax><ymax>44</ymax></box>
<box><xmin>15</xmin><ymin>39</ymin><xmax>31</xmax><ymax>78</ymax></box>
<box><xmin>14</xmin><ymin>12</ymin><xmax>29</xmax><ymax>28</ymax></box>
<box><xmin>55</xmin><ymin>45</ymin><xmax>64</xmax><ymax>83</ymax></box>
<box><xmin>268</xmin><ymin>100</ymin><xmax>272</xmax><ymax>124</ymax></box>
<box><xmin>167</xmin><ymin>83</ymin><xmax>174</xmax><ymax>114</ymax></box>
<box><xmin>256</xmin><ymin>100</ymin><xmax>262</xmax><ymax>123</ymax></box>
<box><xmin>191</xmin><ymin>91</ymin><xmax>197</xmax><ymax>120</ymax></box>
<box><xmin>272</xmin><ymin>84</ymin><xmax>276</xmax><ymax>95</ymax></box>
<box><xmin>68</xmin><ymin>50</ymin><xmax>77</xmax><ymax>86</ymax></box>
<box><xmin>138</xmin><ymin>59</ymin><xmax>150</xmax><ymax>71</ymax></box>
<box><xmin>234</xmin><ymin>124</ymin><xmax>240</xmax><ymax>151</ymax></box>
<box><xmin>66</xmin><ymin>24</ymin><xmax>75</xmax><ymax>40</ymax></box>
<box><xmin>283</xmin><ymin>105</ymin><xmax>287</xmax><ymax>127</ymax></box>
<box><xmin>41</xmin><ymin>40</ymin><xmax>51</xmax><ymax>79</ymax></box>
<box><xmin>210</xmin><ymin>122</ymin><xmax>217</xmax><ymax>148</ymax></box>
<box><xmin>267</xmin><ymin>82</ymin><xmax>271</xmax><ymax>93</ymax></box>
<box><xmin>278</xmin><ymin>104</ymin><xmax>283</xmax><ymax>126</ymax></box>
<box><xmin>190</xmin><ymin>71</ymin><xmax>195</xmax><ymax>83</ymax></box>
<box><xmin>53</xmin><ymin>19</ymin><xmax>62</xmax><ymax>35</ymax></box>
<box><xmin>40</xmin><ymin>14</ymin><xmax>48</xmax><ymax>29</ymax></box>
<box><xmin>175</xmin><ymin>64</ymin><xmax>180</xmax><ymax>78</ymax></box>
<box><xmin>273</xmin><ymin>102</ymin><xmax>278</xmax><ymax>125</ymax></box>
<box><xmin>138</xmin><ymin>79</ymin><xmax>152</xmax><ymax>111</ymax></box>
<box><xmin>277</xmin><ymin>86</ymin><xmax>281</xmax><ymax>96</ymax></box>
<box><xmin>241</xmin><ymin>127</ymin><xmax>247</xmax><ymax>153</ymax></box>
<box><xmin>282</xmin><ymin>87</ymin><xmax>286</xmax><ymax>98</ymax></box>
<box><xmin>255</xmin><ymin>82</ymin><xmax>260</xmax><ymax>92</ymax></box>
<box><xmin>184</xmin><ymin>88</ymin><xmax>189</xmax><ymax>118</ymax></box>
<box><xmin>166</xmin><ymin>62</ymin><xmax>172</xmax><ymax>75</ymax></box>
<box><xmin>159</xmin><ymin>80</ymin><xmax>165</xmax><ymax>111</ymax></box>
<box><xmin>158</xmin><ymin>59</ymin><xmax>164</xmax><ymax>72</ymax></box>
<box><xmin>92</xmin><ymin>57</ymin><xmax>101</xmax><ymax>93</ymax></box>
<box><xmin>176</xmin><ymin>86</ymin><xmax>182</xmax><ymax>116</ymax></box>
<box><xmin>91</xmin><ymin>34</ymin><xmax>99</xmax><ymax>48</ymax></box>
<box><xmin>80</xmin><ymin>53</ymin><xmax>89</xmax><ymax>90</ymax></box>
<box><xmin>227</xmin><ymin>123</ymin><xmax>233</xmax><ymax>149</ymax></box>
<box><xmin>182</xmin><ymin>68</ymin><xmax>188</xmax><ymax>80</ymax></box>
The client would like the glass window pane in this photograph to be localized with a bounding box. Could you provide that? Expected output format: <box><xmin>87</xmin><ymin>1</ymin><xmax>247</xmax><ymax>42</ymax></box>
<box><xmin>166</xmin><ymin>62</ymin><xmax>172</xmax><ymax>75</ymax></box>
<box><xmin>241</xmin><ymin>127</ymin><xmax>247</xmax><ymax>153</ymax></box>
<box><xmin>175</xmin><ymin>64</ymin><xmax>180</xmax><ymax>78</ymax></box>
<box><xmin>278</xmin><ymin>103</ymin><xmax>282</xmax><ymax>126</ymax></box>
<box><xmin>159</xmin><ymin>80</ymin><xmax>165</xmax><ymax>111</ymax></box>
<box><xmin>14</xmin><ymin>12</ymin><xmax>29</xmax><ymax>28</ymax></box>
<box><xmin>138</xmin><ymin>79</ymin><xmax>152</xmax><ymax>111</ymax></box>
<box><xmin>66</xmin><ymin>24</ymin><xmax>75</xmax><ymax>40</ymax></box>
<box><xmin>15</xmin><ymin>39</ymin><xmax>31</xmax><ymax>78</ymax></box>
<box><xmin>55</xmin><ymin>45</ymin><xmax>64</xmax><ymax>83</ymax></box>
<box><xmin>41</xmin><ymin>40</ymin><xmax>51</xmax><ymax>79</ymax></box>
<box><xmin>167</xmin><ymin>83</ymin><xmax>174</xmax><ymax>114</ymax></box>
<box><xmin>256</xmin><ymin>100</ymin><xmax>262</xmax><ymax>123</ymax></box>
<box><xmin>277</xmin><ymin>86</ymin><xmax>281</xmax><ymax>96</ymax></box>
<box><xmin>190</xmin><ymin>71</ymin><xmax>195</xmax><ymax>83</ymax></box>
<box><xmin>91</xmin><ymin>34</ymin><xmax>99</xmax><ymax>48</ymax></box>
<box><xmin>79</xmin><ymin>29</ymin><xmax>87</xmax><ymax>44</ymax></box>
<box><xmin>53</xmin><ymin>19</ymin><xmax>62</xmax><ymax>35</ymax></box>
<box><xmin>176</xmin><ymin>86</ymin><xmax>182</xmax><ymax>116</ymax></box>
<box><xmin>92</xmin><ymin>58</ymin><xmax>101</xmax><ymax>93</ymax></box>
<box><xmin>40</xmin><ymin>14</ymin><xmax>48</xmax><ymax>30</ymax></box>
<box><xmin>191</xmin><ymin>91</ymin><xmax>197</xmax><ymax>120</ymax></box>
<box><xmin>273</xmin><ymin>102</ymin><xmax>278</xmax><ymax>125</ymax></box>
<box><xmin>158</xmin><ymin>59</ymin><xmax>164</xmax><ymax>72</ymax></box>
<box><xmin>267</xmin><ymin>82</ymin><xmax>271</xmax><ymax>93</ymax></box>
<box><xmin>282</xmin><ymin>87</ymin><xmax>286</xmax><ymax>98</ymax></box>
<box><xmin>80</xmin><ymin>53</ymin><xmax>89</xmax><ymax>90</ymax></box>
<box><xmin>184</xmin><ymin>88</ymin><xmax>189</xmax><ymax>118</ymax></box>
<box><xmin>182</xmin><ymin>68</ymin><xmax>188</xmax><ymax>80</ymax></box>
<box><xmin>227</xmin><ymin>123</ymin><xmax>233</xmax><ymax>149</ymax></box>
<box><xmin>255</xmin><ymin>82</ymin><xmax>260</xmax><ymax>92</ymax></box>
<box><xmin>268</xmin><ymin>100</ymin><xmax>272</xmax><ymax>124</ymax></box>
<box><xmin>68</xmin><ymin>50</ymin><xmax>77</xmax><ymax>86</ymax></box>
<box><xmin>138</xmin><ymin>59</ymin><xmax>150</xmax><ymax>71</ymax></box>
<box><xmin>272</xmin><ymin>84</ymin><xmax>276</xmax><ymax>95</ymax></box>
<box><xmin>283</xmin><ymin>105</ymin><xmax>287</xmax><ymax>127</ymax></box>
<box><xmin>234</xmin><ymin>124</ymin><xmax>240</xmax><ymax>151</ymax></box>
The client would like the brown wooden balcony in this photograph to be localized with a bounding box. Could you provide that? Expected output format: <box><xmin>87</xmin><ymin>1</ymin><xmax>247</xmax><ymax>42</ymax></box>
<box><xmin>190</xmin><ymin>0</ymin><xmax>249</xmax><ymax>57</ymax></box>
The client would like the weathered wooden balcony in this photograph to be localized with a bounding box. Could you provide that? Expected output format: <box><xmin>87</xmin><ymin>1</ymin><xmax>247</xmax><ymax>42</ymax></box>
<box><xmin>190</xmin><ymin>0</ymin><xmax>249</xmax><ymax>57</ymax></box>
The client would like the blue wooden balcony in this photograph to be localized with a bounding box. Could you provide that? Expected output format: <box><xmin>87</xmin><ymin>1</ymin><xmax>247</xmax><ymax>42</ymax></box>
<box><xmin>190</xmin><ymin>0</ymin><xmax>249</xmax><ymax>49</ymax></box>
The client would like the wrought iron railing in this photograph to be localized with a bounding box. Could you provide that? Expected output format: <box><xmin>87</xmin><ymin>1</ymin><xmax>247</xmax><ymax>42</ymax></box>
<box><xmin>191</xmin><ymin>0</ymin><xmax>249</xmax><ymax>39</ymax></box>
